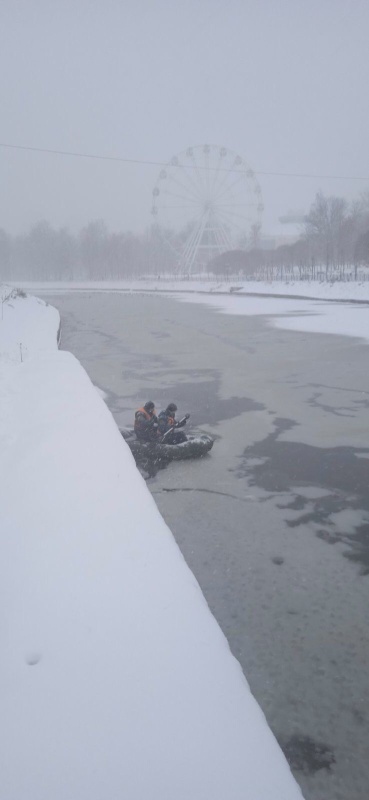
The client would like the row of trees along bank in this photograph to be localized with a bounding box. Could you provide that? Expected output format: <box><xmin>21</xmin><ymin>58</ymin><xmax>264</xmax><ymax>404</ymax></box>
<box><xmin>1</xmin><ymin>191</ymin><xmax>369</xmax><ymax>282</ymax></box>
<box><xmin>211</xmin><ymin>192</ymin><xmax>369</xmax><ymax>281</ymax></box>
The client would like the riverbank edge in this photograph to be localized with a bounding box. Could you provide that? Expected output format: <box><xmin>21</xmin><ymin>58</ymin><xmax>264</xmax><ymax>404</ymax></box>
<box><xmin>8</xmin><ymin>278</ymin><xmax>369</xmax><ymax>304</ymax></box>
<box><xmin>0</xmin><ymin>287</ymin><xmax>304</xmax><ymax>800</ymax></box>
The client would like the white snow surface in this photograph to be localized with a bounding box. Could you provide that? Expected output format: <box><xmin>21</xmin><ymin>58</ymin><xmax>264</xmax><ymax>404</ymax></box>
<box><xmin>10</xmin><ymin>277</ymin><xmax>369</xmax><ymax>343</ymax></box>
<box><xmin>174</xmin><ymin>292</ymin><xmax>369</xmax><ymax>344</ymax></box>
<box><xmin>10</xmin><ymin>276</ymin><xmax>369</xmax><ymax>303</ymax></box>
<box><xmin>0</xmin><ymin>287</ymin><xmax>303</xmax><ymax>799</ymax></box>
<box><xmin>0</xmin><ymin>288</ymin><xmax>60</xmax><ymax>363</ymax></box>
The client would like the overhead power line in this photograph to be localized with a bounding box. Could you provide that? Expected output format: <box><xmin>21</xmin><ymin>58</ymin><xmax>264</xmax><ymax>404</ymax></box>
<box><xmin>0</xmin><ymin>142</ymin><xmax>368</xmax><ymax>182</ymax></box>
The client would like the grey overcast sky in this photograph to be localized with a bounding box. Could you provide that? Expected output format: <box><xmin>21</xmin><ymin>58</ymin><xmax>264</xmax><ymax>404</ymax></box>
<box><xmin>1</xmin><ymin>0</ymin><xmax>369</xmax><ymax>236</ymax></box>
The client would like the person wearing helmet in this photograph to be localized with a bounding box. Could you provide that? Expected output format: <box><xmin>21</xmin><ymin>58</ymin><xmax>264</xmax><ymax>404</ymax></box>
<box><xmin>158</xmin><ymin>403</ymin><xmax>189</xmax><ymax>444</ymax></box>
<box><xmin>134</xmin><ymin>400</ymin><xmax>159</xmax><ymax>441</ymax></box>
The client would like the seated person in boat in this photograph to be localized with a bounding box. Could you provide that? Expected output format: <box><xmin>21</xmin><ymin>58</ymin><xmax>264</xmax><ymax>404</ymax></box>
<box><xmin>158</xmin><ymin>403</ymin><xmax>188</xmax><ymax>444</ymax></box>
<box><xmin>134</xmin><ymin>401</ymin><xmax>159</xmax><ymax>441</ymax></box>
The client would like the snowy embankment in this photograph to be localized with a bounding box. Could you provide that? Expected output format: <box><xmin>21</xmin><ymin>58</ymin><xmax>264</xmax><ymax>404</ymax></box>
<box><xmin>10</xmin><ymin>276</ymin><xmax>369</xmax><ymax>302</ymax></box>
<box><xmin>10</xmin><ymin>278</ymin><xmax>369</xmax><ymax>345</ymax></box>
<box><xmin>175</xmin><ymin>291</ymin><xmax>369</xmax><ymax>344</ymax></box>
<box><xmin>0</xmin><ymin>286</ymin><xmax>303</xmax><ymax>799</ymax></box>
<box><xmin>119</xmin><ymin>277</ymin><xmax>369</xmax><ymax>303</ymax></box>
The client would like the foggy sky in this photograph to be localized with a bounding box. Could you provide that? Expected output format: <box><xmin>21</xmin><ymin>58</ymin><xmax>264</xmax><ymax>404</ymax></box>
<box><xmin>1</xmin><ymin>0</ymin><xmax>369</xmax><ymax>237</ymax></box>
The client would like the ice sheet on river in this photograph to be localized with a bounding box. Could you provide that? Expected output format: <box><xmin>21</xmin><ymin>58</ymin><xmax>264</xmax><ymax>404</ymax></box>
<box><xmin>175</xmin><ymin>292</ymin><xmax>369</xmax><ymax>344</ymax></box>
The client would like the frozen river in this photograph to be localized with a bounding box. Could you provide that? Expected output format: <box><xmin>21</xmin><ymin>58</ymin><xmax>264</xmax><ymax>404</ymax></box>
<box><xmin>49</xmin><ymin>290</ymin><xmax>369</xmax><ymax>800</ymax></box>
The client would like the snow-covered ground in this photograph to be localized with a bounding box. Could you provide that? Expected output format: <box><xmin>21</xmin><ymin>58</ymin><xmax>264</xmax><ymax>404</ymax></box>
<box><xmin>0</xmin><ymin>288</ymin><xmax>60</xmax><ymax>364</ymax></box>
<box><xmin>9</xmin><ymin>278</ymin><xmax>369</xmax><ymax>345</ymax></box>
<box><xmin>9</xmin><ymin>276</ymin><xmax>369</xmax><ymax>303</ymax></box>
<box><xmin>0</xmin><ymin>286</ymin><xmax>303</xmax><ymax>799</ymax></box>
<box><xmin>175</xmin><ymin>292</ymin><xmax>369</xmax><ymax>344</ymax></box>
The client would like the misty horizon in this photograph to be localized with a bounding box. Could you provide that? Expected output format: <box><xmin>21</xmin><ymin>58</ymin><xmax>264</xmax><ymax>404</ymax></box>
<box><xmin>1</xmin><ymin>188</ymin><xmax>369</xmax><ymax>282</ymax></box>
<box><xmin>1</xmin><ymin>0</ymin><xmax>369</xmax><ymax>239</ymax></box>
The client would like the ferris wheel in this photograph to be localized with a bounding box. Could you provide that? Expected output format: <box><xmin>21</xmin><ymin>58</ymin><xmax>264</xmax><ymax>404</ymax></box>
<box><xmin>151</xmin><ymin>144</ymin><xmax>263</xmax><ymax>274</ymax></box>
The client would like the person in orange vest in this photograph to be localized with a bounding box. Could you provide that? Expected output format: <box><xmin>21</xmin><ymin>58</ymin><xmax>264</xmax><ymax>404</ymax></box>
<box><xmin>134</xmin><ymin>401</ymin><xmax>159</xmax><ymax>441</ymax></box>
<box><xmin>158</xmin><ymin>403</ymin><xmax>189</xmax><ymax>444</ymax></box>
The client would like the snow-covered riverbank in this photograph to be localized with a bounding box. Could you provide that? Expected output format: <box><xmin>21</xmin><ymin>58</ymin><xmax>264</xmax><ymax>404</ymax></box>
<box><xmin>0</xmin><ymin>287</ymin><xmax>303</xmax><ymax>799</ymax></box>
<box><xmin>8</xmin><ymin>276</ymin><xmax>369</xmax><ymax>303</ymax></box>
<box><xmin>9</xmin><ymin>278</ymin><xmax>369</xmax><ymax>346</ymax></box>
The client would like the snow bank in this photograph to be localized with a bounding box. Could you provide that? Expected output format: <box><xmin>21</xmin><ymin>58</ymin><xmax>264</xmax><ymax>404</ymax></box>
<box><xmin>124</xmin><ymin>277</ymin><xmax>369</xmax><ymax>303</ymax></box>
<box><xmin>5</xmin><ymin>280</ymin><xmax>369</xmax><ymax>345</ymax></box>
<box><xmin>0</xmin><ymin>287</ymin><xmax>303</xmax><ymax>799</ymax></box>
<box><xmin>9</xmin><ymin>276</ymin><xmax>369</xmax><ymax>303</ymax></box>
<box><xmin>175</xmin><ymin>291</ymin><xmax>369</xmax><ymax>344</ymax></box>
<box><xmin>0</xmin><ymin>286</ymin><xmax>60</xmax><ymax>363</ymax></box>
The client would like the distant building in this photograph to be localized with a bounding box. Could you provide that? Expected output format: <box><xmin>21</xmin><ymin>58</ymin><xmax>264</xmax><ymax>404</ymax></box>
<box><xmin>278</xmin><ymin>212</ymin><xmax>306</xmax><ymax>225</ymax></box>
<box><xmin>260</xmin><ymin>210</ymin><xmax>306</xmax><ymax>249</ymax></box>
<box><xmin>259</xmin><ymin>233</ymin><xmax>301</xmax><ymax>250</ymax></box>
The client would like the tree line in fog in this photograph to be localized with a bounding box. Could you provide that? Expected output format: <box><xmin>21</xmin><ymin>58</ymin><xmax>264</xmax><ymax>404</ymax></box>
<box><xmin>1</xmin><ymin>191</ymin><xmax>369</xmax><ymax>282</ymax></box>
<box><xmin>212</xmin><ymin>191</ymin><xmax>369</xmax><ymax>281</ymax></box>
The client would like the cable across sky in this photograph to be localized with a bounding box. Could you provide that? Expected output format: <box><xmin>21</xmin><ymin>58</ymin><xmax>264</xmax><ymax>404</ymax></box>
<box><xmin>1</xmin><ymin>142</ymin><xmax>368</xmax><ymax>183</ymax></box>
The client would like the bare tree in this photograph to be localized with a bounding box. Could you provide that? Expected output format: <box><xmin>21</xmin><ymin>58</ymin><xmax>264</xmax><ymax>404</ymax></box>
<box><xmin>305</xmin><ymin>192</ymin><xmax>348</xmax><ymax>270</ymax></box>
